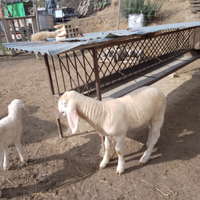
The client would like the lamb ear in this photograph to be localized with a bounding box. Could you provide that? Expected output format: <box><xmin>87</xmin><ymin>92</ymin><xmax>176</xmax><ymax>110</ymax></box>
<box><xmin>67</xmin><ymin>104</ymin><xmax>78</xmax><ymax>134</ymax></box>
<box><xmin>22</xmin><ymin>104</ymin><xmax>30</xmax><ymax>114</ymax></box>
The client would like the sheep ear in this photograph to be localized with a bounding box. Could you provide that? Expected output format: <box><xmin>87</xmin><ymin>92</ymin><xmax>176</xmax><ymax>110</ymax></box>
<box><xmin>22</xmin><ymin>105</ymin><xmax>30</xmax><ymax>114</ymax></box>
<box><xmin>67</xmin><ymin>104</ymin><xmax>78</xmax><ymax>134</ymax></box>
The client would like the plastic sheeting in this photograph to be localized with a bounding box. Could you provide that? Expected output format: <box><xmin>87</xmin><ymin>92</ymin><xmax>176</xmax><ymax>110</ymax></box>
<box><xmin>3</xmin><ymin>21</ymin><xmax>200</xmax><ymax>56</ymax></box>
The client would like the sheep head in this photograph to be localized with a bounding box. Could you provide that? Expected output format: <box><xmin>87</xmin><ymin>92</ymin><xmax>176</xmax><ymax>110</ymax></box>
<box><xmin>8</xmin><ymin>99</ymin><xmax>29</xmax><ymax>114</ymax></box>
<box><xmin>57</xmin><ymin>92</ymin><xmax>79</xmax><ymax>134</ymax></box>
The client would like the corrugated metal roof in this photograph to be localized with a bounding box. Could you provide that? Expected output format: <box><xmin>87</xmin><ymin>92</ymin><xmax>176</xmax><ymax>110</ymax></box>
<box><xmin>3</xmin><ymin>21</ymin><xmax>200</xmax><ymax>56</ymax></box>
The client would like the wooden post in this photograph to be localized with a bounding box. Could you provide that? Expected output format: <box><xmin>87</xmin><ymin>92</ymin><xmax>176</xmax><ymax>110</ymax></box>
<box><xmin>31</xmin><ymin>16</ymin><xmax>38</xmax><ymax>34</ymax></box>
<box><xmin>1</xmin><ymin>18</ymin><xmax>16</xmax><ymax>55</ymax></box>
<box><xmin>0</xmin><ymin>34</ymin><xmax>6</xmax><ymax>54</ymax></box>
<box><xmin>33</xmin><ymin>0</ymin><xmax>40</xmax><ymax>32</ymax></box>
<box><xmin>117</xmin><ymin>0</ymin><xmax>121</xmax><ymax>30</ymax></box>
<box><xmin>9</xmin><ymin>20</ymin><xmax>17</xmax><ymax>42</ymax></box>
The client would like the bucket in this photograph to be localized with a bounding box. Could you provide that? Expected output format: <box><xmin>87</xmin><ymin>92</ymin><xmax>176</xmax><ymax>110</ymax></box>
<box><xmin>128</xmin><ymin>14</ymin><xmax>144</xmax><ymax>29</ymax></box>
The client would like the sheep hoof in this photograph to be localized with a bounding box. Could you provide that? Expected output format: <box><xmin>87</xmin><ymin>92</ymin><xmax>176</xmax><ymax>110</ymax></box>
<box><xmin>3</xmin><ymin>165</ymin><xmax>10</xmax><ymax>171</ymax></box>
<box><xmin>99</xmin><ymin>160</ymin><xmax>108</xmax><ymax>169</ymax></box>
<box><xmin>116</xmin><ymin>172</ymin><xmax>121</xmax><ymax>176</ymax></box>
<box><xmin>116</xmin><ymin>168</ymin><xmax>124</xmax><ymax>175</ymax></box>
<box><xmin>99</xmin><ymin>163</ymin><xmax>106</xmax><ymax>169</ymax></box>
<box><xmin>140</xmin><ymin>155</ymin><xmax>149</xmax><ymax>164</ymax></box>
<box><xmin>116</xmin><ymin>171</ymin><xmax>123</xmax><ymax>176</ymax></box>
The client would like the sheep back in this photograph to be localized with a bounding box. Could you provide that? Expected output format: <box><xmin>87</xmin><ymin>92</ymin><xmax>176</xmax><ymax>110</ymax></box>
<box><xmin>31</xmin><ymin>31</ymin><xmax>58</xmax><ymax>41</ymax></box>
<box><xmin>103</xmin><ymin>86</ymin><xmax>166</xmax><ymax>133</ymax></box>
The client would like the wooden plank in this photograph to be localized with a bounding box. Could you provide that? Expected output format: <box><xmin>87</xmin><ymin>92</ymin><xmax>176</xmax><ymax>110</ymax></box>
<box><xmin>23</xmin><ymin>18</ymin><xmax>31</xmax><ymax>41</ymax></box>
<box><xmin>190</xmin><ymin>0</ymin><xmax>200</xmax><ymax>3</ymax></box>
<box><xmin>190</xmin><ymin>4</ymin><xmax>200</xmax><ymax>7</ymax></box>
<box><xmin>3</xmin><ymin>15</ymin><xmax>36</xmax><ymax>20</ymax></box>
<box><xmin>0</xmin><ymin>35</ymin><xmax>6</xmax><ymax>54</ymax></box>
<box><xmin>16</xmin><ymin>19</ymin><xmax>25</xmax><ymax>42</ymax></box>
<box><xmin>31</xmin><ymin>16</ymin><xmax>38</xmax><ymax>34</ymax></box>
<box><xmin>1</xmin><ymin>18</ymin><xmax>16</xmax><ymax>55</ymax></box>
<box><xmin>190</xmin><ymin>7</ymin><xmax>200</xmax><ymax>12</ymax></box>
<box><xmin>9</xmin><ymin>20</ymin><xmax>18</xmax><ymax>42</ymax></box>
<box><xmin>1</xmin><ymin>18</ymin><xmax>12</xmax><ymax>43</ymax></box>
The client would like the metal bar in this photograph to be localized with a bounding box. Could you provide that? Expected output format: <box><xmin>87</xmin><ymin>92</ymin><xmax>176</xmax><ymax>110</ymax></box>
<box><xmin>73</xmin><ymin>51</ymin><xmax>81</xmax><ymax>92</ymax></box>
<box><xmin>58</xmin><ymin>54</ymin><xmax>79</xmax><ymax>91</ymax></box>
<box><xmin>56</xmin><ymin>118</ymin><xmax>63</xmax><ymax>139</ymax></box>
<box><xmin>44</xmin><ymin>54</ymin><xmax>63</xmax><ymax>138</ymax></box>
<box><xmin>92</xmin><ymin>47</ymin><xmax>102</xmax><ymax>101</ymax></box>
<box><xmin>58</xmin><ymin>54</ymin><xmax>66</xmax><ymax>92</ymax></box>
<box><xmin>44</xmin><ymin>54</ymin><xmax>55</xmax><ymax>95</ymax></box>
<box><xmin>51</xmin><ymin>56</ymin><xmax>60</xmax><ymax>95</ymax></box>
<box><xmin>81</xmin><ymin>49</ymin><xmax>90</xmax><ymax>96</ymax></box>
<box><xmin>65</xmin><ymin>52</ymin><xmax>73</xmax><ymax>90</ymax></box>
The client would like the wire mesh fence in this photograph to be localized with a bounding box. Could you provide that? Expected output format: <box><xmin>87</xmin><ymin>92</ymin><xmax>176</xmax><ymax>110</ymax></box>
<box><xmin>46</xmin><ymin>26</ymin><xmax>200</xmax><ymax>98</ymax></box>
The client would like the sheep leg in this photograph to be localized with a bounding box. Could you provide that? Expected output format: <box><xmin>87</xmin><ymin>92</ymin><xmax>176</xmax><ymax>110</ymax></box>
<box><xmin>3</xmin><ymin>147</ymin><xmax>10</xmax><ymax>170</ymax></box>
<box><xmin>15</xmin><ymin>141</ymin><xmax>27</xmax><ymax>163</ymax></box>
<box><xmin>146</xmin><ymin>122</ymin><xmax>152</xmax><ymax>147</ymax></box>
<box><xmin>99</xmin><ymin>136</ymin><xmax>111</xmax><ymax>169</ymax></box>
<box><xmin>0</xmin><ymin>146</ymin><xmax>4</xmax><ymax>169</ymax></box>
<box><xmin>98</xmin><ymin>133</ymin><xmax>105</xmax><ymax>157</ymax></box>
<box><xmin>115</xmin><ymin>134</ymin><xmax>125</xmax><ymax>175</ymax></box>
<box><xmin>140</xmin><ymin>124</ymin><xmax>160</xmax><ymax>164</ymax></box>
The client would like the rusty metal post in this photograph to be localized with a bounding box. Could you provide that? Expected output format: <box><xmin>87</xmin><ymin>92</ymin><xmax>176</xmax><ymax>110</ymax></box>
<box><xmin>44</xmin><ymin>54</ymin><xmax>63</xmax><ymax>138</ymax></box>
<box><xmin>44</xmin><ymin>54</ymin><xmax>55</xmax><ymax>95</ymax></box>
<box><xmin>92</xmin><ymin>47</ymin><xmax>102</xmax><ymax>101</ymax></box>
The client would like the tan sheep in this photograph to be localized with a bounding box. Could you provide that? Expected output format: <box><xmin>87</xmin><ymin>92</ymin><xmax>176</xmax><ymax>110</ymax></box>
<box><xmin>31</xmin><ymin>31</ymin><xmax>58</xmax><ymax>59</ymax></box>
<box><xmin>57</xmin><ymin>86</ymin><xmax>166</xmax><ymax>175</ymax></box>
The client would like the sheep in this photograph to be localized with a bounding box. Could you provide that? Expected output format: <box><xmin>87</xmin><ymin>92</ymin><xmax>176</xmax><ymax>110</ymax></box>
<box><xmin>57</xmin><ymin>86</ymin><xmax>166</xmax><ymax>175</ymax></box>
<box><xmin>0</xmin><ymin>99</ymin><xmax>29</xmax><ymax>171</ymax></box>
<box><xmin>31</xmin><ymin>31</ymin><xmax>58</xmax><ymax>59</ymax></box>
<box><xmin>31</xmin><ymin>31</ymin><xmax>58</xmax><ymax>42</ymax></box>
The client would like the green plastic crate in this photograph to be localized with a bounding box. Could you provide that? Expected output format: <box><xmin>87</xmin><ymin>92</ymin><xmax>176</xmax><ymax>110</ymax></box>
<box><xmin>5</xmin><ymin>2</ymin><xmax>25</xmax><ymax>17</ymax></box>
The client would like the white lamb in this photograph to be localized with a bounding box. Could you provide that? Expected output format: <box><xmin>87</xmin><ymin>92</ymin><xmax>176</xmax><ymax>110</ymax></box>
<box><xmin>0</xmin><ymin>99</ymin><xmax>29</xmax><ymax>171</ymax></box>
<box><xmin>57</xmin><ymin>86</ymin><xmax>166</xmax><ymax>175</ymax></box>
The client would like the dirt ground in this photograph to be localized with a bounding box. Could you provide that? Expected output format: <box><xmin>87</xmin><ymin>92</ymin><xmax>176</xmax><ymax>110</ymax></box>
<box><xmin>0</xmin><ymin>0</ymin><xmax>200</xmax><ymax>199</ymax></box>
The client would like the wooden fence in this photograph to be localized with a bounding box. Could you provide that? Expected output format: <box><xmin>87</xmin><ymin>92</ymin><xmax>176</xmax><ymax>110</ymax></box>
<box><xmin>0</xmin><ymin>15</ymin><xmax>38</xmax><ymax>55</ymax></box>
